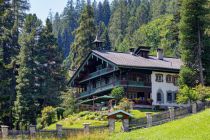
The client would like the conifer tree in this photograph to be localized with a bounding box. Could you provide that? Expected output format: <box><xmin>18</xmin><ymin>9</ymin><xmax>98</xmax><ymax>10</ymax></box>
<box><xmin>36</xmin><ymin>18</ymin><xmax>65</xmax><ymax>107</ymax></box>
<box><xmin>0</xmin><ymin>0</ymin><xmax>12</xmax><ymax>126</ymax></box>
<box><xmin>70</xmin><ymin>5</ymin><xmax>96</xmax><ymax>69</ymax></box>
<box><xmin>179</xmin><ymin>0</ymin><xmax>208</xmax><ymax>87</ymax></box>
<box><xmin>102</xmin><ymin>0</ymin><xmax>111</xmax><ymax>26</ymax></box>
<box><xmin>109</xmin><ymin>0</ymin><xmax>129</xmax><ymax>50</ymax></box>
<box><xmin>14</xmin><ymin>14</ymin><xmax>42</xmax><ymax>129</ymax></box>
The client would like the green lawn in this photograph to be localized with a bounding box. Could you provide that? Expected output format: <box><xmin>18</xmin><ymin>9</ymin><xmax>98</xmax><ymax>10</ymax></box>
<box><xmin>45</xmin><ymin>109</ymin><xmax>156</xmax><ymax>130</ymax></box>
<box><xmin>130</xmin><ymin>109</ymin><xmax>160</xmax><ymax>119</ymax></box>
<box><xmin>110</xmin><ymin>108</ymin><xmax>210</xmax><ymax>140</ymax></box>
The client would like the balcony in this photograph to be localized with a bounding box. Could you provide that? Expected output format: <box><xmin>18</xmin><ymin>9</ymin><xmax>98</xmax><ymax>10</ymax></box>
<box><xmin>79</xmin><ymin>68</ymin><xmax>115</xmax><ymax>83</ymax></box>
<box><xmin>76</xmin><ymin>80</ymin><xmax>151</xmax><ymax>99</ymax></box>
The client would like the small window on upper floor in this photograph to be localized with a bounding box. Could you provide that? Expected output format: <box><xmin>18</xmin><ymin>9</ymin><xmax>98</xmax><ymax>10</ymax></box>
<box><xmin>156</xmin><ymin>74</ymin><xmax>163</xmax><ymax>82</ymax></box>
<box><xmin>166</xmin><ymin>75</ymin><xmax>173</xmax><ymax>83</ymax></box>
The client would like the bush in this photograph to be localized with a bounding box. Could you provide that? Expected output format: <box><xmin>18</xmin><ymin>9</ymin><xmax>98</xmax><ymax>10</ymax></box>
<box><xmin>40</xmin><ymin>106</ymin><xmax>56</xmax><ymax>128</ymax></box>
<box><xmin>111</xmin><ymin>87</ymin><xmax>125</xmax><ymax>102</ymax></box>
<box><xmin>177</xmin><ymin>85</ymin><xmax>210</xmax><ymax>104</ymax></box>
<box><xmin>55</xmin><ymin>107</ymin><xmax>65</xmax><ymax>120</ymax></box>
<box><xmin>115</xmin><ymin>98</ymin><xmax>133</xmax><ymax>112</ymax></box>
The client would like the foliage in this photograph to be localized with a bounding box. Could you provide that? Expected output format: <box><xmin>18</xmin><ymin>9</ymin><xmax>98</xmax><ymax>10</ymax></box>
<box><xmin>13</xmin><ymin>14</ymin><xmax>42</xmax><ymax>129</ymax></box>
<box><xmin>177</xmin><ymin>85</ymin><xmax>199</xmax><ymax>104</ymax></box>
<box><xmin>39</xmin><ymin>106</ymin><xmax>56</xmax><ymax>128</ymax></box>
<box><xmin>177</xmin><ymin>85</ymin><xmax>210</xmax><ymax>104</ymax></box>
<box><xmin>55</xmin><ymin>107</ymin><xmax>65</xmax><ymax>120</ymax></box>
<box><xmin>179</xmin><ymin>66</ymin><xmax>197</xmax><ymax>87</ymax></box>
<box><xmin>179</xmin><ymin>0</ymin><xmax>208</xmax><ymax>86</ymax></box>
<box><xmin>131</xmin><ymin>14</ymin><xmax>178</xmax><ymax>56</ymax></box>
<box><xmin>69</xmin><ymin>5</ymin><xmax>96</xmax><ymax>69</ymax></box>
<box><xmin>194</xmin><ymin>85</ymin><xmax>210</xmax><ymax>102</ymax></box>
<box><xmin>114</xmin><ymin>98</ymin><xmax>132</xmax><ymax>112</ymax></box>
<box><xmin>45</xmin><ymin>111</ymin><xmax>107</xmax><ymax>130</ymax></box>
<box><xmin>111</xmin><ymin>87</ymin><xmax>124</xmax><ymax>101</ymax></box>
<box><xmin>60</xmin><ymin>88</ymin><xmax>76</xmax><ymax>117</ymax></box>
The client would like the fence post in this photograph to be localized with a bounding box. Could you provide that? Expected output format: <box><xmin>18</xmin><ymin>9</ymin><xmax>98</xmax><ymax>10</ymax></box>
<box><xmin>1</xmin><ymin>125</ymin><xmax>9</xmax><ymax>138</ymax></box>
<box><xmin>192</xmin><ymin>103</ymin><xmax>197</xmax><ymax>114</ymax></box>
<box><xmin>122</xmin><ymin>119</ymin><xmax>129</xmax><ymax>132</ymax></box>
<box><xmin>83</xmin><ymin>123</ymin><xmax>90</xmax><ymax>134</ymax></box>
<box><xmin>168</xmin><ymin>107</ymin><xmax>175</xmax><ymax>120</ymax></box>
<box><xmin>56</xmin><ymin>124</ymin><xmax>63</xmax><ymax>138</ymax></box>
<box><xmin>29</xmin><ymin>125</ymin><xmax>36</xmax><ymax>138</ymax></box>
<box><xmin>146</xmin><ymin>113</ymin><xmax>152</xmax><ymax>127</ymax></box>
<box><xmin>108</xmin><ymin>119</ymin><xmax>115</xmax><ymax>132</ymax></box>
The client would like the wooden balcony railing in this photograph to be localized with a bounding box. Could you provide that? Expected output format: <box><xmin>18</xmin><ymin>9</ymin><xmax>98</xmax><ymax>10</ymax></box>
<box><xmin>79</xmin><ymin>68</ymin><xmax>114</xmax><ymax>83</ymax></box>
<box><xmin>76</xmin><ymin>80</ymin><xmax>151</xmax><ymax>99</ymax></box>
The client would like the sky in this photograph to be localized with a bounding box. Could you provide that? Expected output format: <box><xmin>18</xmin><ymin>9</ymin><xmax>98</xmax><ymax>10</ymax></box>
<box><xmin>29</xmin><ymin>0</ymin><xmax>68</xmax><ymax>22</ymax></box>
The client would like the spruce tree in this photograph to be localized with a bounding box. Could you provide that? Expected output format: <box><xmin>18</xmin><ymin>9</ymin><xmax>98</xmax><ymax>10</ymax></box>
<box><xmin>70</xmin><ymin>5</ymin><xmax>96</xmax><ymax>69</ymax></box>
<box><xmin>36</xmin><ymin>19</ymin><xmax>65</xmax><ymax>107</ymax></box>
<box><xmin>102</xmin><ymin>0</ymin><xmax>111</xmax><ymax>26</ymax></box>
<box><xmin>109</xmin><ymin>0</ymin><xmax>129</xmax><ymax>50</ymax></box>
<box><xmin>14</xmin><ymin>14</ymin><xmax>42</xmax><ymax>129</ymax></box>
<box><xmin>179</xmin><ymin>0</ymin><xmax>208</xmax><ymax>86</ymax></box>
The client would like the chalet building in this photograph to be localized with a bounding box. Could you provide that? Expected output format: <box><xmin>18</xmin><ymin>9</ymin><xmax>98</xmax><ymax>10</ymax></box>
<box><xmin>69</xmin><ymin>46</ymin><xmax>183</xmax><ymax>109</ymax></box>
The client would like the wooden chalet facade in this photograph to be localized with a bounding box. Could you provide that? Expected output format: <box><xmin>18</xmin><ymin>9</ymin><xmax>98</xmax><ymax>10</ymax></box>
<box><xmin>69</xmin><ymin>46</ymin><xmax>182</xmax><ymax>109</ymax></box>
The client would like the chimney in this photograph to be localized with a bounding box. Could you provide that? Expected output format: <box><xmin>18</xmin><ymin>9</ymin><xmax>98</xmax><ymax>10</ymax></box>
<box><xmin>157</xmin><ymin>48</ymin><xmax>164</xmax><ymax>60</ymax></box>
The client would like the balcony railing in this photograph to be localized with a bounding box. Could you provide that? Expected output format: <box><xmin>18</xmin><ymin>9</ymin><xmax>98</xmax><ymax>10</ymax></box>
<box><xmin>76</xmin><ymin>80</ymin><xmax>151</xmax><ymax>99</ymax></box>
<box><xmin>80</xmin><ymin>68</ymin><xmax>114</xmax><ymax>83</ymax></box>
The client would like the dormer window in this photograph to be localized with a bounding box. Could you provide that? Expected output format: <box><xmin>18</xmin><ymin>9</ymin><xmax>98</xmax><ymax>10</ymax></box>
<box><xmin>156</xmin><ymin>74</ymin><xmax>163</xmax><ymax>82</ymax></box>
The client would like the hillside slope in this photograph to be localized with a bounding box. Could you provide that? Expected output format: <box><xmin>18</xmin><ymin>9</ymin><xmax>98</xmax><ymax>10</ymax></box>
<box><xmin>110</xmin><ymin>109</ymin><xmax>210</xmax><ymax>140</ymax></box>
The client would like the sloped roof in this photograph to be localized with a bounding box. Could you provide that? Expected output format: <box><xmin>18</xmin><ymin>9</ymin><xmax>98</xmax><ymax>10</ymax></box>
<box><xmin>92</xmin><ymin>50</ymin><xmax>182</xmax><ymax>71</ymax></box>
<box><xmin>108</xmin><ymin>110</ymin><xmax>133</xmax><ymax>117</ymax></box>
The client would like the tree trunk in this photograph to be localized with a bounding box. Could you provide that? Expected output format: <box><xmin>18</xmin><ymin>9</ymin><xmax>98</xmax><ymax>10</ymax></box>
<box><xmin>197</xmin><ymin>22</ymin><xmax>205</xmax><ymax>85</ymax></box>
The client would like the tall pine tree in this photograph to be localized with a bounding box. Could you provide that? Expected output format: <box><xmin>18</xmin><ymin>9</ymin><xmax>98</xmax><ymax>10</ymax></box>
<box><xmin>14</xmin><ymin>14</ymin><xmax>42</xmax><ymax>129</ymax></box>
<box><xmin>70</xmin><ymin>4</ymin><xmax>96</xmax><ymax>69</ymax></box>
<box><xmin>179</xmin><ymin>0</ymin><xmax>208</xmax><ymax>87</ymax></box>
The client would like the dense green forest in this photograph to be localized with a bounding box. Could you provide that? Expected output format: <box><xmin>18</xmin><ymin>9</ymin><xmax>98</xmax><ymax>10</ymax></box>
<box><xmin>0</xmin><ymin>0</ymin><xmax>210</xmax><ymax>129</ymax></box>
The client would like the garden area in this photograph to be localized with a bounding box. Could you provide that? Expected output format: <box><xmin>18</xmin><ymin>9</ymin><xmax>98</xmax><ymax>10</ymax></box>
<box><xmin>45</xmin><ymin>109</ymin><xmax>160</xmax><ymax>130</ymax></box>
<box><xmin>29</xmin><ymin>108</ymin><xmax>210</xmax><ymax>140</ymax></box>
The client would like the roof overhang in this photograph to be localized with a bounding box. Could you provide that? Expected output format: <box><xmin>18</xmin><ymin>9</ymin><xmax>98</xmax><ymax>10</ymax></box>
<box><xmin>68</xmin><ymin>51</ymin><xmax>118</xmax><ymax>86</ymax></box>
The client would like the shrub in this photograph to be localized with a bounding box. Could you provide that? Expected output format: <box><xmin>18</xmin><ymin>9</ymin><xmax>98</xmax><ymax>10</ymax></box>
<box><xmin>111</xmin><ymin>87</ymin><xmax>125</xmax><ymax>102</ymax></box>
<box><xmin>177</xmin><ymin>85</ymin><xmax>210</xmax><ymax>104</ymax></box>
<box><xmin>40</xmin><ymin>106</ymin><xmax>56</xmax><ymax>128</ymax></box>
<box><xmin>78</xmin><ymin>111</ymin><xmax>90</xmax><ymax>117</ymax></box>
<box><xmin>115</xmin><ymin>98</ymin><xmax>133</xmax><ymax>112</ymax></box>
<box><xmin>55</xmin><ymin>107</ymin><xmax>65</xmax><ymax>120</ymax></box>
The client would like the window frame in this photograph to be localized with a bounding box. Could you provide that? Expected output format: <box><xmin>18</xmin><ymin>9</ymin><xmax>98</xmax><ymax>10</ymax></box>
<box><xmin>166</xmin><ymin>75</ymin><xmax>173</xmax><ymax>83</ymax></box>
<box><xmin>155</xmin><ymin>74</ymin><xmax>163</xmax><ymax>82</ymax></box>
<box><xmin>167</xmin><ymin>92</ymin><xmax>173</xmax><ymax>103</ymax></box>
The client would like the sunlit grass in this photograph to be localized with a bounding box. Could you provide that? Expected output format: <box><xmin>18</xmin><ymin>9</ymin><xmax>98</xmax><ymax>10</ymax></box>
<box><xmin>110</xmin><ymin>109</ymin><xmax>210</xmax><ymax>140</ymax></box>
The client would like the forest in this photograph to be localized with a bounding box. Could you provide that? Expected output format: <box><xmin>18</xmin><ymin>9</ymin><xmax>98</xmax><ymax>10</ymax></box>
<box><xmin>0</xmin><ymin>0</ymin><xmax>210</xmax><ymax>130</ymax></box>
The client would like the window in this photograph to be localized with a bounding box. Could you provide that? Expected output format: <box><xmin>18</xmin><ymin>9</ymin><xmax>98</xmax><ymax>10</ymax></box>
<box><xmin>173</xmin><ymin>92</ymin><xmax>177</xmax><ymax>103</ymax></box>
<box><xmin>167</xmin><ymin>92</ymin><xmax>173</xmax><ymax>103</ymax></box>
<box><xmin>166</xmin><ymin>75</ymin><xmax>173</xmax><ymax>83</ymax></box>
<box><xmin>157</xmin><ymin>93</ymin><xmax>162</xmax><ymax>102</ymax></box>
<box><xmin>173</xmin><ymin>76</ymin><xmax>178</xmax><ymax>86</ymax></box>
<box><xmin>156</xmin><ymin>74</ymin><xmax>163</xmax><ymax>82</ymax></box>
<box><xmin>128</xmin><ymin>93</ymin><xmax>137</xmax><ymax>99</ymax></box>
